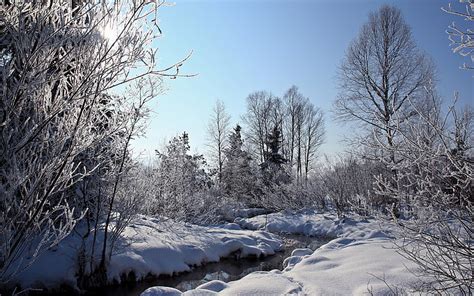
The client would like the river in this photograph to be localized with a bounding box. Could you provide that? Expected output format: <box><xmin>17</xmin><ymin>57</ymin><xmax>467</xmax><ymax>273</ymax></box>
<box><xmin>86</xmin><ymin>234</ymin><xmax>331</xmax><ymax>296</ymax></box>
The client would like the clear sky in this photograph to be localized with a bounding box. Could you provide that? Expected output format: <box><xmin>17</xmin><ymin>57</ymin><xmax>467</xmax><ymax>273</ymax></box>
<box><xmin>131</xmin><ymin>0</ymin><xmax>473</xmax><ymax>161</ymax></box>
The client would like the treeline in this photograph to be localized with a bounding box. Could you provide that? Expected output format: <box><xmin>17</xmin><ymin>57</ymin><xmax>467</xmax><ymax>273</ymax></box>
<box><xmin>142</xmin><ymin>86</ymin><xmax>326</xmax><ymax>223</ymax></box>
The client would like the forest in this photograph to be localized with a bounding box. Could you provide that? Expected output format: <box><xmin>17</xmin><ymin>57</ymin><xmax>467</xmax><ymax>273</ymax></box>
<box><xmin>0</xmin><ymin>0</ymin><xmax>472</xmax><ymax>295</ymax></box>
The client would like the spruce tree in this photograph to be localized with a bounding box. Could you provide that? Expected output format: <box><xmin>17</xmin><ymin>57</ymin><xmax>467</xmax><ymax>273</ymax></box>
<box><xmin>260</xmin><ymin>125</ymin><xmax>290</xmax><ymax>185</ymax></box>
<box><xmin>221</xmin><ymin>125</ymin><xmax>259</xmax><ymax>205</ymax></box>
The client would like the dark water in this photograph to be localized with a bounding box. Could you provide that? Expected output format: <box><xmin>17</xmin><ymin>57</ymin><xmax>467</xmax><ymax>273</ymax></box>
<box><xmin>87</xmin><ymin>235</ymin><xmax>330</xmax><ymax>296</ymax></box>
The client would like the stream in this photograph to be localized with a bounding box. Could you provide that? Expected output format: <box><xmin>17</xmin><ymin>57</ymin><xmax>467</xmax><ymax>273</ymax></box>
<box><xmin>87</xmin><ymin>234</ymin><xmax>331</xmax><ymax>296</ymax></box>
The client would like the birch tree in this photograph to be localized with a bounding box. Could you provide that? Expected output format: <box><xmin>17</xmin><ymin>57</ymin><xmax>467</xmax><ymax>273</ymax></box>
<box><xmin>206</xmin><ymin>100</ymin><xmax>231</xmax><ymax>183</ymax></box>
<box><xmin>303</xmin><ymin>104</ymin><xmax>324</xmax><ymax>183</ymax></box>
<box><xmin>334</xmin><ymin>5</ymin><xmax>435</xmax><ymax>164</ymax></box>
<box><xmin>243</xmin><ymin>91</ymin><xmax>275</xmax><ymax>163</ymax></box>
<box><xmin>283</xmin><ymin>86</ymin><xmax>301</xmax><ymax>168</ymax></box>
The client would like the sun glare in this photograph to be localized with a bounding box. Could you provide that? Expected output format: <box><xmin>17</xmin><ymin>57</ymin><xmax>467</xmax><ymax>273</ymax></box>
<box><xmin>100</xmin><ymin>22</ymin><xmax>119</xmax><ymax>44</ymax></box>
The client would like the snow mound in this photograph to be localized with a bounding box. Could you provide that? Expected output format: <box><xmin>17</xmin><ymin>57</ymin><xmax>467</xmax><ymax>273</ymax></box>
<box><xmin>214</xmin><ymin>272</ymin><xmax>302</xmax><ymax>296</ymax></box>
<box><xmin>286</xmin><ymin>239</ymin><xmax>418</xmax><ymax>295</ymax></box>
<box><xmin>141</xmin><ymin>286</ymin><xmax>182</xmax><ymax>296</ymax></box>
<box><xmin>236</xmin><ymin>210</ymin><xmax>395</xmax><ymax>240</ymax></box>
<box><xmin>290</xmin><ymin>248</ymin><xmax>313</xmax><ymax>257</ymax></box>
<box><xmin>282</xmin><ymin>255</ymin><xmax>303</xmax><ymax>270</ymax></box>
<box><xmin>155</xmin><ymin>211</ymin><xmax>421</xmax><ymax>295</ymax></box>
<box><xmin>195</xmin><ymin>280</ymin><xmax>229</xmax><ymax>292</ymax></box>
<box><xmin>13</xmin><ymin>215</ymin><xmax>282</xmax><ymax>291</ymax></box>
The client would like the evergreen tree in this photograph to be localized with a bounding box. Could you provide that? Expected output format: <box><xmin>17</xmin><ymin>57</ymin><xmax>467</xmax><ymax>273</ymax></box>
<box><xmin>154</xmin><ymin>132</ymin><xmax>212</xmax><ymax>219</ymax></box>
<box><xmin>264</xmin><ymin>125</ymin><xmax>287</xmax><ymax>165</ymax></box>
<box><xmin>260</xmin><ymin>125</ymin><xmax>290</xmax><ymax>185</ymax></box>
<box><xmin>221</xmin><ymin>125</ymin><xmax>259</xmax><ymax>205</ymax></box>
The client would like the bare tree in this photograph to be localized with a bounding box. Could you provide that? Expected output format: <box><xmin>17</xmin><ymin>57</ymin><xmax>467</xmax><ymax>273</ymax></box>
<box><xmin>206</xmin><ymin>100</ymin><xmax>231</xmax><ymax>182</ymax></box>
<box><xmin>243</xmin><ymin>87</ymin><xmax>324</xmax><ymax>187</ymax></box>
<box><xmin>282</xmin><ymin>86</ymin><xmax>324</xmax><ymax>184</ymax></box>
<box><xmin>100</xmin><ymin>77</ymin><xmax>159</xmax><ymax>272</ymax></box>
<box><xmin>334</xmin><ymin>5</ymin><xmax>435</xmax><ymax>164</ymax></box>
<box><xmin>294</xmin><ymin>98</ymin><xmax>307</xmax><ymax>184</ymax></box>
<box><xmin>243</xmin><ymin>91</ymin><xmax>275</xmax><ymax>162</ymax></box>
<box><xmin>283</xmin><ymin>86</ymin><xmax>306</xmax><ymax>173</ymax></box>
<box><xmin>303</xmin><ymin>104</ymin><xmax>325</xmax><ymax>184</ymax></box>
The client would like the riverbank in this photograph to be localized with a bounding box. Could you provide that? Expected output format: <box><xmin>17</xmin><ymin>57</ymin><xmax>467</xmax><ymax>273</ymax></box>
<box><xmin>142</xmin><ymin>210</ymin><xmax>424</xmax><ymax>295</ymax></box>
<box><xmin>86</xmin><ymin>234</ymin><xmax>331</xmax><ymax>296</ymax></box>
<box><xmin>7</xmin><ymin>215</ymin><xmax>282</xmax><ymax>294</ymax></box>
<box><xmin>8</xmin><ymin>210</ymin><xmax>424</xmax><ymax>295</ymax></box>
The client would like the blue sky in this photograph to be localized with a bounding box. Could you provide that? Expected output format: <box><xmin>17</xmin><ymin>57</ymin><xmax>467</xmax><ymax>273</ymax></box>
<box><xmin>132</xmin><ymin>0</ymin><xmax>473</xmax><ymax>160</ymax></box>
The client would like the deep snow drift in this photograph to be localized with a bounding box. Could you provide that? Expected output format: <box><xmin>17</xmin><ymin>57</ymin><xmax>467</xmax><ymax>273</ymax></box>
<box><xmin>11</xmin><ymin>215</ymin><xmax>282</xmax><ymax>291</ymax></box>
<box><xmin>142</xmin><ymin>210</ymin><xmax>423</xmax><ymax>295</ymax></box>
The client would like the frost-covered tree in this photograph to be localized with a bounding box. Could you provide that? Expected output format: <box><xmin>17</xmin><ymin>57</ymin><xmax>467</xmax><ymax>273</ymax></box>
<box><xmin>319</xmin><ymin>155</ymin><xmax>390</xmax><ymax>217</ymax></box>
<box><xmin>364</xmin><ymin>6</ymin><xmax>473</xmax><ymax>290</ymax></box>
<box><xmin>221</xmin><ymin>125</ymin><xmax>259</xmax><ymax>206</ymax></box>
<box><xmin>302</xmin><ymin>103</ymin><xmax>324</xmax><ymax>184</ymax></box>
<box><xmin>283</xmin><ymin>86</ymin><xmax>305</xmax><ymax>170</ymax></box>
<box><xmin>0</xmin><ymin>0</ymin><xmax>188</xmax><ymax>284</ymax></box>
<box><xmin>375</xmin><ymin>95</ymin><xmax>473</xmax><ymax>294</ymax></box>
<box><xmin>334</xmin><ymin>5</ymin><xmax>435</xmax><ymax>164</ymax></box>
<box><xmin>243</xmin><ymin>91</ymin><xmax>276</xmax><ymax>163</ymax></box>
<box><xmin>244</xmin><ymin>86</ymin><xmax>325</xmax><ymax>185</ymax></box>
<box><xmin>206</xmin><ymin>100</ymin><xmax>231</xmax><ymax>183</ymax></box>
<box><xmin>442</xmin><ymin>1</ymin><xmax>474</xmax><ymax>70</ymax></box>
<box><xmin>99</xmin><ymin>78</ymin><xmax>161</xmax><ymax>273</ymax></box>
<box><xmin>153</xmin><ymin>132</ymin><xmax>213</xmax><ymax>222</ymax></box>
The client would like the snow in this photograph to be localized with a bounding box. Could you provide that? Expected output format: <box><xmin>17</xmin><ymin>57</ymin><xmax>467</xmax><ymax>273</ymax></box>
<box><xmin>285</xmin><ymin>239</ymin><xmax>418</xmax><ymax>295</ymax></box>
<box><xmin>195</xmin><ymin>280</ymin><xmax>229</xmax><ymax>292</ymax></box>
<box><xmin>290</xmin><ymin>248</ymin><xmax>313</xmax><ymax>257</ymax></box>
<box><xmin>14</xmin><ymin>210</ymin><xmax>425</xmax><ymax>295</ymax></box>
<box><xmin>282</xmin><ymin>248</ymin><xmax>314</xmax><ymax>271</ymax></box>
<box><xmin>141</xmin><ymin>286</ymin><xmax>183</xmax><ymax>296</ymax></box>
<box><xmin>12</xmin><ymin>215</ymin><xmax>282</xmax><ymax>291</ymax></box>
<box><xmin>228</xmin><ymin>208</ymin><xmax>269</xmax><ymax>219</ymax></box>
<box><xmin>143</xmin><ymin>210</ymin><xmax>423</xmax><ymax>296</ymax></box>
<box><xmin>235</xmin><ymin>209</ymin><xmax>373</xmax><ymax>238</ymax></box>
<box><xmin>216</xmin><ymin>271</ymin><xmax>303</xmax><ymax>296</ymax></box>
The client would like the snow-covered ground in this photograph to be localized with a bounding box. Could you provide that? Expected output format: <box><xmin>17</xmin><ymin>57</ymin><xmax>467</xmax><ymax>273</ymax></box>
<box><xmin>12</xmin><ymin>210</ymin><xmax>425</xmax><ymax>295</ymax></box>
<box><xmin>142</xmin><ymin>210</ymin><xmax>423</xmax><ymax>295</ymax></box>
<box><xmin>11</xmin><ymin>215</ymin><xmax>282</xmax><ymax>291</ymax></box>
<box><xmin>235</xmin><ymin>209</ymin><xmax>387</xmax><ymax>239</ymax></box>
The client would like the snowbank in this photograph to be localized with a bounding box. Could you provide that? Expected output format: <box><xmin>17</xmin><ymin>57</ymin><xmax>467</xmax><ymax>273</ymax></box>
<box><xmin>143</xmin><ymin>211</ymin><xmax>422</xmax><ymax>295</ymax></box>
<box><xmin>179</xmin><ymin>238</ymin><xmax>419</xmax><ymax>296</ymax></box>
<box><xmin>12</xmin><ymin>215</ymin><xmax>282</xmax><ymax>291</ymax></box>
<box><xmin>235</xmin><ymin>209</ymin><xmax>383</xmax><ymax>239</ymax></box>
<box><xmin>284</xmin><ymin>238</ymin><xmax>418</xmax><ymax>295</ymax></box>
